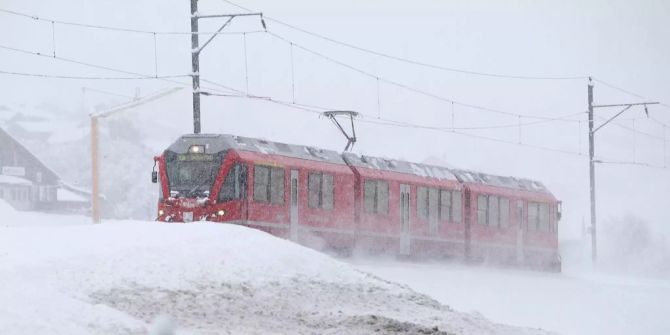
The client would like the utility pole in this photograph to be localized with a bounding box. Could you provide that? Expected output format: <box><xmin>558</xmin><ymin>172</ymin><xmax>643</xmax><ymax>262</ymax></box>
<box><xmin>90</xmin><ymin>88</ymin><xmax>182</xmax><ymax>224</ymax></box>
<box><xmin>191</xmin><ymin>0</ymin><xmax>201</xmax><ymax>134</ymax></box>
<box><xmin>189</xmin><ymin>0</ymin><xmax>264</xmax><ymax>134</ymax></box>
<box><xmin>586</xmin><ymin>78</ymin><xmax>659</xmax><ymax>262</ymax></box>
<box><xmin>587</xmin><ymin>80</ymin><xmax>596</xmax><ymax>262</ymax></box>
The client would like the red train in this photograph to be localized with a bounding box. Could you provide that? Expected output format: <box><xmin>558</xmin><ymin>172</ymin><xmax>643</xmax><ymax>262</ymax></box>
<box><xmin>153</xmin><ymin>134</ymin><xmax>562</xmax><ymax>271</ymax></box>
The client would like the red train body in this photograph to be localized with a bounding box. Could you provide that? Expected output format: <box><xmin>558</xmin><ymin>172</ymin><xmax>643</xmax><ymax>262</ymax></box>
<box><xmin>154</xmin><ymin>134</ymin><xmax>561</xmax><ymax>271</ymax></box>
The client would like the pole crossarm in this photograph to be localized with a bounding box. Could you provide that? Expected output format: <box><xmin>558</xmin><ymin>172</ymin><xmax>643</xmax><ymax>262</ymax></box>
<box><xmin>197</xmin><ymin>17</ymin><xmax>234</xmax><ymax>54</ymax></box>
<box><xmin>195</xmin><ymin>12</ymin><xmax>263</xmax><ymax>19</ymax></box>
<box><xmin>91</xmin><ymin>87</ymin><xmax>182</xmax><ymax>119</ymax></box>
<box><xmin>592</xmin><ymin>102</ymin><xmax>660</xmax><ymax>134</ymax></box>
<box><xmin>592</xmin><ymin>102</ymin><xmax>659</xmax><ymax>108</ymax></box>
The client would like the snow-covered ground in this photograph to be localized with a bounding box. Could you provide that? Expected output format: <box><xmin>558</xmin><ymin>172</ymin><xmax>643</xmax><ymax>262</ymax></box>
<box><xmin>351</xmin><ymin>259</ymin><xmax>670</xmax><ymax>335</ymax></box>
<box><xmin>0</xmin><ymin>202</ymin><xmax>547</xmax><ymax>335</ymax></box>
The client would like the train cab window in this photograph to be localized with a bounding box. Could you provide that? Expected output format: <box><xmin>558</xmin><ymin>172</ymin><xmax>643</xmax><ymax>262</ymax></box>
<box><xmin>539</xmin><ymin>203</ymin><xmax>550</xmax><ymax>232</ymax></box>
<box><xmin>219</xmin><ymin>163</ymin><xmax>248</xmax><ymax>202</ymax></box>
<box><xmin>364</xmin><ymin>179</ymin><xmax>389</xmax><ymax>215</ymax></box>
<box><xmin>527</xmin><ymin>202</ymin><xmax>550</xmax><ymax>232</ymax></box>
<box><xmin>253</xmin><ymin>165</ymin><xmax>284</xmax><ymax>204</ymax></box>
<box><xmin>308</xmin><ymin>172</ymin><xmax>334</xmax><ymax>210</ymax></box>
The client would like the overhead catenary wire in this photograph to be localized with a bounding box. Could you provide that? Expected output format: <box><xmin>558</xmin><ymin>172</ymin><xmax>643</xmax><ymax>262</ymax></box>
<box><xmin>266</xmin><ymin>30</ymin><xmax>584</xmax><ymax>122</ymax></box>
<box><xmin>0</xmin><ymin>8</ymin><xmax>265</xmax><ymax>35</ymax></box>
<box><xmin>219</xmin><ymin>0</ymin><xmax>588</xmax><ymax>81</ymax></box>
<box><xmin>0</xmin><ymin>44</ymin><xmax>240</xmax><ymax>95</ymax></box>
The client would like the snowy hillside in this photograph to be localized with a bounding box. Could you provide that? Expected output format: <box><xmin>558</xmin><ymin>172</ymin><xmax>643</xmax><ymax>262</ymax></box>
<box><xmin>0</xmin><ymin>203</ymin><xmax>548</xmax><ymax>335</ymax></box>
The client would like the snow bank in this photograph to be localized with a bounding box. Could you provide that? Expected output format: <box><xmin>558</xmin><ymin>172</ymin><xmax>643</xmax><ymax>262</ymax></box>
<box><xmin>0</xmin><ymin>215</ymin><xmax>550</xmax><ymax>334</ymax></box>
<box><xmin>0</xmin><ymin>199</ymin><xmax>89</xmax><ymax>227</ymax></box>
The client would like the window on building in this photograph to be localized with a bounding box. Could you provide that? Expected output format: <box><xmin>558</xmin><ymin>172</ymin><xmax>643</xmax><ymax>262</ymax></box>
<box><xmin>364</xmin><ymin>179</ymin><xmax>389</xmax><ymax>215</ymax></box>
<box><xmin>308</xmin><ymin>172</ymin><xmax>334</xmax><ymax>210</ymax></box>
<box><xmin>219</xmin><ymin>163</ymin><xmax>247</xmax><ymax>202</ymax></box>
<box><xmin>253</xmin><ymin>165</ymin><xmax>284</xmax><ymax>204</ymax></box>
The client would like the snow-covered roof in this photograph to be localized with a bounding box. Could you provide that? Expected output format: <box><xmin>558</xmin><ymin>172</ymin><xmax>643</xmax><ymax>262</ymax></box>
<box><xmin>0</xmin><ymin>175</ymin><xmax>32</xmax><ymax>186</ymax></box>
<box><xmin>342</xmin><ymin>153</ymin><xmax>459</xmax><ymax>181</ymax></box>
<box><xmin>167</xmin><ymin>134</ymin><xmax>347</xmax><ymax>165</ymax></box>
<box><xmin>57</xmin><ymin>188</ymin><xmax>88</xmax><ymax>202</ymax></box>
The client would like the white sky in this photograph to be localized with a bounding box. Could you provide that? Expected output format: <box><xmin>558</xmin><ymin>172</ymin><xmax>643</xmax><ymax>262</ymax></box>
<box><xmin>0</xmin><ymin>0</ymin><xmax>669</xmax><ymax>239</ymax></box>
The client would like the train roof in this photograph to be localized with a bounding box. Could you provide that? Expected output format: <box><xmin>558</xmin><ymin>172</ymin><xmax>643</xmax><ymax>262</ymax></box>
<box><xmin>167</xmin><ymin>134</ymin><xmax>551</xmax><ymax>194</ymax></box>
<box><xmin>342</xmin><ymin>153</ymin><xmax>459</xmax><ymax>181</ymax></box>
<box><xmin>343</xmin><ymin>152</ymin><xmax>549</xmax><ymax>193</ymax></box>
<box><xmin>167</xmin><ymin>134</ymin><xmax>348</xmax><ymax>165</ymax></box>
<box><xmin>451</xmin><ymin>169</ymin><xmax>550</xmax><ymax>193</ymax></box>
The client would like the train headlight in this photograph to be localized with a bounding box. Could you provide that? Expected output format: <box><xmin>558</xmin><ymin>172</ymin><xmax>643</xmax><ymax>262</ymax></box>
<box><xmin>188</xmin><ymin>145</ymin><xmax>205</xmax><ymax>154</ymax></box>
<box><xmin>217</xmin><ymin>210</ymin><xmax>225</xmax><ymax>216</ymax></box>
<box><xmin>158</xmin><ymin>209</ymin><xmax>165</xmax><ymax>216</ymax></box>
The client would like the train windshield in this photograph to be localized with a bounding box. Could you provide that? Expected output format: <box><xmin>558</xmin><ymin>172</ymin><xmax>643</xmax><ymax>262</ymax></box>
<box><xmin>165</xmin><ymin>151</ymin><xmax>222</xmax><ymax>198</ymax></box>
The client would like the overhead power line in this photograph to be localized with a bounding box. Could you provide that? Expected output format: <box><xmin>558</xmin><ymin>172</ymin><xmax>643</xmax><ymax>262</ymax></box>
<box><xmin>219</xmin><ymin>0</ymin><xmax>588</xmax><ymax>81</ymax></box>
<box><xmin>0</xmin><ymin>8</ymin><xmax>265</xmax><ymax>35</ymax></box>
<box><xmin>0</xmin><ymin>69</ymin><xmax>189</xmax><ymax>80</ymax></box>
<box><xmin>266</xmin><ymin>31</ymin><xmax>583</xmax><ymax>122</ymax></box>
<box><xmin>202</xmin><ymin>88</ymin><xmax>670</xmax><ymax>170</ymax></box>
<box><xmin>0</xmin><ymin>43</ymin><xmax>239</xmax><ymax>95</ymax></box>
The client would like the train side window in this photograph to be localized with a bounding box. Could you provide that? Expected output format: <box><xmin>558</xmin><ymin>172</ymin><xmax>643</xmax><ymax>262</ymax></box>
<box><xmin>377</xmin><ymin>180</ymin><xmax>389</xmax><ymax>214</ymax></box>
<box><xmin>269</xmin><ymin>167</ymin><xmax>284</xmax><ymax>204</ymax></box>
<box><xmin>539</xmin><ymin>203</ymin><xmax>550</xmax><ymax>232</ymax></box>
<box><xmin>439</xmin><ymin>189</ymin><xmax>451</xmax><ymax>222</ymax></box>
<box><xmin>364</xmin><ymin>180</ymin><xmax>376</xmax><ymax>213</ymax></box>
<box><xmin>364</xmin><ymin>179</ymin><xmax>388</xmax><ymax>215</ymax></box>
<box><xmin>528</xmin><ymin>202</ymin><xmax>539</xmax><ymax>231</ymax></box>
<box><xmin>452</xmin><ymin>191</ymin><xmax>462</xmax><ymax>223</ymax></box>
<box><xmin>488</xmin><ymin>195</ymin><xmax>499</xmax><ymax>227</ymax></box>
<box><xmin>477</xmin><ymin>195</ymin><xmax>488</xmax><ymax>225</ymax></box>
<box><xmin>308</xmin><ymin>172</ymin><xmax>321</xmax><ymax>208</ymax></box>
<box><xmin>253</xmin><ymin>165</ymin><xmax>270</xmax><ymax>202</ymax></box>
<box><xmin>322</xmin><ymin>174</ymin><xmax>334</xmax><ymax>210</ymax></box>
<box><xmin>253</xmin><ymin>165</ymin><xmax>284</xmax><ymax>204</ymax></box>
<box><xmin>219</xmin><ymin>163</ymin><xmax>247</xmax><ymax>202</ymax></box>
<box><xmin>500</xmin><ymin>198</ymin><xmax>510</xmax><ymax>227</ymax></box>
<box><xmin>308</xmin><ymin>172</ymin><xmax>334</xmax><ymax>210</ymax></box>
<box><xmin>417</xmin><ymin>186</ymin><xmax>428</xmax><ymax>219</ymax></box>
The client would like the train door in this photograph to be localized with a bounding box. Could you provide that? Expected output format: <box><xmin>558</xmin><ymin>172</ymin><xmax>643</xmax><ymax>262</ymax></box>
<box><xmin>399</xmin><ymin>184</ymin><xmax>411</xmax><ymax>256</ymax></box>
<box><xmin>516</xmin><ymin>200</ymin><xmax>525</xmax><ymax>264</ymax></box>
<box><xmin>290</xmin><ymin>170</ymin><xmax>299</xmax><ymax>242</ymax></box>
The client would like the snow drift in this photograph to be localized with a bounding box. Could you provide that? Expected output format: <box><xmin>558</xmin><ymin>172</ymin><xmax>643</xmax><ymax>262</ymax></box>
<box><xmin>0</xmin><ymin>203</ymin><xmax>550</xmax><ymax>334</ymax></box>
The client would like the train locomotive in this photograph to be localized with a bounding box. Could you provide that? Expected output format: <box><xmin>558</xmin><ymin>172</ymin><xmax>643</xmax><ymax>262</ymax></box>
<box><xmin>153</xmin><ymin>133</ymin><xmax>562</xmax><ymax>271</ymax></box>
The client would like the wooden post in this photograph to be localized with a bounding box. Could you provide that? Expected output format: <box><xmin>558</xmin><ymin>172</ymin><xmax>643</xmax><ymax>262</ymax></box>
<box><xmin>91</xmin><ymin>116</ymin><xmax>101</xmax><ymax>223</ymax></box>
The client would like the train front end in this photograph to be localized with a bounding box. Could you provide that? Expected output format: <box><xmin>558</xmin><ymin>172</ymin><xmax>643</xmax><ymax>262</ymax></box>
<box><xmin>152</xmin><ymin>134</ymin><xmax>246</xmax><ymax>223</ymax></box>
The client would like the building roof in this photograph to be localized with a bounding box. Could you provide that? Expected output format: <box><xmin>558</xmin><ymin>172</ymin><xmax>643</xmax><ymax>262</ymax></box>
<box><xmin>0</xmin><ymin>175</ymin><xmax>32</xmax><ymax>186</ymax></box>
